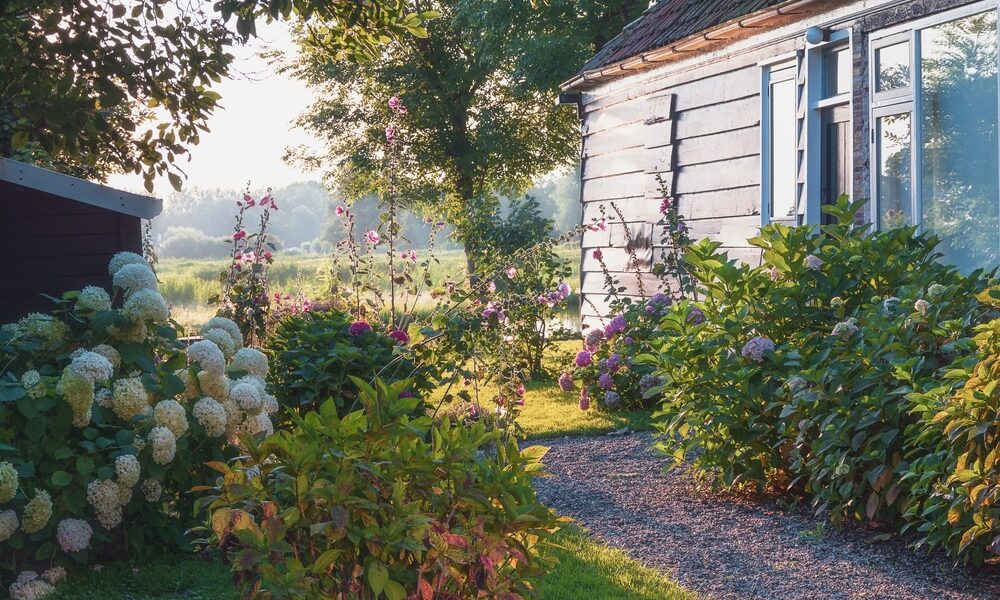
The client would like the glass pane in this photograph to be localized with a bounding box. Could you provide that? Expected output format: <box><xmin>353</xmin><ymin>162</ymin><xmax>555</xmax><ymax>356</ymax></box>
<box><xmin>876</xmin><ymin>41</ymin><xmax>910</xmax><ymax>91</ymax></box>
<box><xmin>877</xmin><ymin>113</ymin><xmax>912</xmax><ymax>228</ymax></box>
<box><xmin>921</xmin><ymin>11</ymin><xmax>999</xmax><ymax>272</ymax></box>
<box><xmin>824</xmin><ymin>46</ymin><xmax>851</xmax><ymax>97</ymax></box>
<box><xmin>771</xmin><ymin>78</ymin><xmax>797</xmax><ymax>219</ymax></box>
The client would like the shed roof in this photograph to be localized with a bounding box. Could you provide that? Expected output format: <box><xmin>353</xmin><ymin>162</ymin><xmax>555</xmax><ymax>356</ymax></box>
<box><xmin>0</xmin><ymin>158</ymin><xmax>162</xmax><ymax>219</ymax></box>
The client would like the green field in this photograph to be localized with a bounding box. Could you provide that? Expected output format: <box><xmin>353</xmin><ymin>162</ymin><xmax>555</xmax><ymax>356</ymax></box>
<box><xmin>159</xmin><ymin>246</ymin><xmax>580</xmax><ymax>332</ymax></box>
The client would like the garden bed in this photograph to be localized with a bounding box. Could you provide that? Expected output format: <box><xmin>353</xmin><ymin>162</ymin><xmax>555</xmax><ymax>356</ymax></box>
<box><xmin>535</xmin><ymin>432</ymin><xmax>1000</xmax><ymax>600</ymax></box>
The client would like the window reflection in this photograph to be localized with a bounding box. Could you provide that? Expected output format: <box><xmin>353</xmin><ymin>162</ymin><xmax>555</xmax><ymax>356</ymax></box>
<box><xmin>877</xmin><ymin>113</ymin><xmax>912</xmax><ymax>228</ymax></box>
<box><xmin>877</xmin><ymin>42</ymin><xmax>910</xmax><ymax>91</ymax></box>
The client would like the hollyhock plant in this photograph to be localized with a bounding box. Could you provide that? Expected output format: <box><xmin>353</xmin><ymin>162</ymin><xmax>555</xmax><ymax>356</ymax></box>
<box><xmin>365</xmin><ymin>230</ymin><xmax>380</xmax><ymax>246</ymax></box>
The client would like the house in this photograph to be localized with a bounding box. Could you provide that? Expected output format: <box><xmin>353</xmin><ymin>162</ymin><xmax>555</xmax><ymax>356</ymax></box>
<box><xmin>0</xmin><ymin>158</ymin><xmax>162</xmax><ymax>322</ymax></box>
<box><xmin>563</xmin><ymin>0</ymin><xmax>999</xmax><ymax>325</ymax></box>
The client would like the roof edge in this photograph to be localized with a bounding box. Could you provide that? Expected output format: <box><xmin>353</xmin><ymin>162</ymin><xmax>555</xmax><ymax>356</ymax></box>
<box><xmin>0</xmin><ymin>158</ymin><xmax>162</xmax><ymax>219</ymax></box>
<box><xmin>561</xmin><ymin>0</ymin><xmax>825</xmax><ymax>92</ymax></box>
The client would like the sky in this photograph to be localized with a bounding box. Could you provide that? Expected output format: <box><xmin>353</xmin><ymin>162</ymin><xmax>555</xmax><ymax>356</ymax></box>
<box><xmin>107</xmin><ymin>21</ymin><xmax>321</xmax><ymax>195</ymax></box>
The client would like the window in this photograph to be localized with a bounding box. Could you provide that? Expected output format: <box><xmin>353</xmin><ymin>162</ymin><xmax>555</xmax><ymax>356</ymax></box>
<box><xmin>870</xmin><ymin>4</ymin><xmax>999</xmax><ymax>272</ymax></box>
<box><xmin>762</xmin><ymin>63</ymin><xmax>799</xmax><ymax>223</ymax></box>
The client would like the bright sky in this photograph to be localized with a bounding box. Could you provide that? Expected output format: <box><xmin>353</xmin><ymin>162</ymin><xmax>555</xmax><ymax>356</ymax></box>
<box><xmin>107</xmin><ymin>21</ymin><xmax>321</xmax><ymax>195</ymax></box>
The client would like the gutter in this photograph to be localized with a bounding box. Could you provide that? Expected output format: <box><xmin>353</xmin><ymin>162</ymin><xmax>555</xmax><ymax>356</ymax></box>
<box><xmin>560</xmin><ymin>0</ymin><xmax>827</xmax><ymax>92</ymax></box>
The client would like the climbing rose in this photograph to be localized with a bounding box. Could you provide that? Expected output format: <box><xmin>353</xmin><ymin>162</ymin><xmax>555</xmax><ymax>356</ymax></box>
<box><xmin>575</xmin><ymin>351</ymin><xmax>592</xmax><ymax>367</ymax></box>
<box><xmin>558</xmin><ymin>373</ymin><xmax>575</xmax><ymax>392</ymax></box>
<box><xmin>741</xmin><ymin>336</ymin><xmax>775</xmax><ymax>362</ymax></box>
<box><xmin>348</xmin><ymin>321</ymin><xmax>373</xmax><ymax>337</ymax></box>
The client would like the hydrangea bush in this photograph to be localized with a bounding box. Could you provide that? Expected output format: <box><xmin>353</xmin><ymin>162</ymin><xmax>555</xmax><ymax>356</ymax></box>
<box><xmin>0</xmin><ymin>253</ymin><xmax>276</xmax><ymax>594</ymax></box>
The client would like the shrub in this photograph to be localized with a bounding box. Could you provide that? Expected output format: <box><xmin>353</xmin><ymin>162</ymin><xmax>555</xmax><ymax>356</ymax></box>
<box><xmin>200</xmin><ymin>379</ymin><xmax>560</xmax><ymax>599</ymax></box>
<box><xmin>0</xmin><ymin>253</ymin><xmax>277</xmax><ymax>592</ymax></box>
<box><xmin>266</xmin><ymin>309</ymin><xmax>429</xmax><ymax>421</ymax></box>
<box><xmin>158</xmin><ymin>226</ymin><xmax>228</xmax><ymax>259</ymax></box>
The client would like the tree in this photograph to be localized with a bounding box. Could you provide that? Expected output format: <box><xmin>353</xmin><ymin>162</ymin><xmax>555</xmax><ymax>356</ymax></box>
<box><xmin>285</xmin><ymin>0</ymin><xmax>646</xmax><ymax>270</ymax></box>
<box><xmin>0</xmin><ymin>0</ymin><xmax>433</xmax><ymax>189</ymax></box>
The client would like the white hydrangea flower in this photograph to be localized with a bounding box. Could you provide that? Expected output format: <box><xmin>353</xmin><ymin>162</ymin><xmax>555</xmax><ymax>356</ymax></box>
<box><xmin>263</xmin><ymin>394</ymin><xmax>279</xmax><ymax>415</ymax></box>
<box><xmin>87</xmin><ymin>479</ymin><xmax>122</xmax><ymax>530</ymax></box>
<box><xmin>13</xmin><ymin>313</ymin><xmax>68</xmax><ymax>344</ymax></box>
<box><xmin>154</xmin><ymin>399</ymin><xmax>189</xmax><ymax>438</ymax></box>
<box><xmin>68</xmin><ymin>351</ymin><xmax>114</xmax><ymax>383</ymax></box>
<box><xmin>0</xmin><ymin>510</ymin><xmax>17</xmax><ymax>541</ymax></box>
<box><xmin>116</xmin><ymin>482</ymin><xmax>133</xmax><ymax>506</ymax></box>
<box><xmin>91</xmin><ymin>344</ymin><xmax>121</xmax><ymax>370</ymax></box>
<box><xmin>56</xmin><ymin>518</ymin><xmax>93</xmax><ymax>553</ymax></box>
<box><xmin>197</xmin><ymin>371</ymin><xmax>230</xmax><ymax>402</ymax></box>
<box><xmin>175</xmin><ymin>368</ymin><xmax>199</xmax><ymax>402</ymax></box>
<box><xmin>915</xmin><ymin>298</ymin><xmax>930</xmax><ymax>315</ymax></box>
<box><xmin>204</xmin><ymin>317</ymin><xmax>244</xmax><ymax>351</ymax></box>
<box><xmin>0</xmin><ymin>461</ymin><xmax>19</xmax><ymax>502</ymax></box>
<box><xmin>123</xmin><ymin>288</ymin><xmax>169</xmax><ymax>323</ymax></box>
<box><xmin>41</xmin><ymin>567</ymin><xmax>66</xmax><ymax>585</ymax></box>
<box><xmin>235</xmin><ymin>374</ymin><xmax>267</xmax><ymax>395</ymax></box>
<box><xmin>242</xmin><ymin>411</ymin><xmax>274</xmax><ymax>438</ymax></box>
<box><xmin>229</xmin><ymin>347</ymin><xmax>268</xmax><ymax>377</ymax></box>
<box><xmin>221</xmin><ymin>398</ymin><xmax>244</xmax><ymax>440</ymax></box>
<box><xmin>22</xmin><ymin>489</ymin><xmax>52</xmax><ymax>533</ymax></box>
<box><xmin>95</xmin><ymin>388</ymin><xmax>113</xmax><ymax>408</ymax></box>
<box><xmin>21</xmin><ymin>370</ymin><xmax>45</xmax><ymax>399</ymax></box>
<box><xmin>229</xmin><ymin>382</ymin><xmax>262</xmax><ymax>415</ymax></box>
<box><xmin>108</xmin><ymin>251</ymin><xmax>147</xmax><ymax>276</ymax></box>
<box><xmin>57</xmin><ymin>368</ymin><xmax>96</xmax><ymax>428</ymax></box>
<box><xmin>115</xmin><ymin>454</ymin><xmax>141</xmax><ymax>488</ymax></box>
<box><xmin>193</xmin><ymin>397</ymin><xmax>227</xmax><ymax>437</ymax></box>
<box><xmin>76</xmin><ymin>285</ymin><xmax>112</xmax><ymax>313</ymax></box>
<box><xmin>9</xmin><ymin>571</ymin><xmax>55</xmax><ymax>600</ymax></box>
<box><xmin>201</xmin><ymin>328</ymin><xmax>236</xmax><ymax>360</ymax></box>
<box><xmin>141</xmin><ymin>479</ymin><xmax>162</xmax><ymax>503</ymax></box>
<box><xmin>927</xmin><ymin>283</ymin><xmax>947</xmax><ymax>298</ymax></box>
<box><xmin>148</xmin><ymin>426</ymin><xmax>177</xmax><ymax>465</ymax></box>
<box><xmin>113</xmin><ymin>262</ymin><xmax>158</xmax><ymax>296</ymax></box>
<box><xmin>187</xmin><ymin>339</ymin><xmax>225</xmax><ymax>375</ymax></box>
<box><xmin>112</xmin><ymin>378</ymin><xmax>149</xmax><ymax>421</ymax></box>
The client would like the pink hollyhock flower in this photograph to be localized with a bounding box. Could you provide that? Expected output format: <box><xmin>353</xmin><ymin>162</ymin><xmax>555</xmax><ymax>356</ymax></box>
<box><xmin>263</xmin><ymin>251</ymin><xmax>273</xmax><ymax>260</ymax></box>
<box><xmin>488</xmin><ymin>281</ymin><xmax>496</xmax><ymax>293</ymax></box>
<box><xmin>385</xmin><ymin>126</ymin><xmax>396</xmax><ymax>142</ymax></box>
<box><xmin>388</xmin><ymin>329</ymin><xmax>410</xmax><ymax>345</ymax></box>
<box><xmin>388</xmin><ymin>96</ymin><xmax>400</xmax><ymax>110</ymax></box>
<box><xmin>589</xmin><ymin>218</ymin><xmax>606</xmax><ymax>232</ymax></box>
<box><xmin>243</xmin><ymin>194</ymin><xmax>255</xmax><ymax>207</ymax></box>
<box><xmin>575</xmin><ymin>351</ymin><xmax>592</xmax><ymax>367</ymax></box>
<box><xmin>579</xmin><ymin>389</ymin><xmax>590</xmax><ymax>411</ymax></box>
<box><xmin>660</xmin><ymin>196</ymin><xmax>672</xmax><ymax>214</ymax></box>
<box><xmin>516</xmin><ymin>383</ymin><xmax>526</xmax><ymax>397</ymax></box>
<box><xmin>366</xmin><ymin>230</ymin><xmax>380</xmax><ymax>245</ymax></box>
<box><xmin>592</xmin><ymin>249</ymin><xmax>603</xmax><ymax>260</ymax></box>
<box><xmin>409</xmin><ymin>250</ymin><xmax>417</xmax><ymax>262</ymax></box>
<box><xmin>347</xmin><ymin>321</ymin><xmax>373</xmax><ymax>336</ymax></box>
<box><xmin>558</xmin><ymin>373</ymin><xmax>575</xmax><ymax>392</ymax></box>
<box><xmin>506</xmin><ymin>266</ymin><xmax>517</xmax><ymax>279</ymax></box>
<box><xmin>233</xmin><ymin>230</ymin><xmax>247</xmax><ymax>241</ymax></box>
<box><xmin>335</xmin><ymin>206</ymin><xmax>346</xmax><ymax>216</ymax></box>
<box><xmin>259</xmin><ymin>195</ymin><xmax>275</xmax><ymax>209</ymax></box>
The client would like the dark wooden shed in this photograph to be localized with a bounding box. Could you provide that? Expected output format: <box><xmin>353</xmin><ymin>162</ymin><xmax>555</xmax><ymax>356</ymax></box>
<box><xmin>0</xmin><ymin>158</ymin><xmax>162</xmax><ymax>323</ymax></box>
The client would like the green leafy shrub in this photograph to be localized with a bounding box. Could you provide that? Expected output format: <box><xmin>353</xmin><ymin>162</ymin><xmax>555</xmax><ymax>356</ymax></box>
<box><xmin>200</xmin><ymin>378</ymin><xmax>560</xmax><ymax>599</ymax></box>
<box><xmin>0</xmin><ymin>253</ymin><xmax>277</xmax><ymax>592</ymax></box>
<box><xmin>265</xmin><ymin>309</ymin><xmax>429</xmax><ymax>421</ymax></box>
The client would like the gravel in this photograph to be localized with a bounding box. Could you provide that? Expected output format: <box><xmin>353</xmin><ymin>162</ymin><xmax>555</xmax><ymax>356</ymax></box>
<box><xmin>533</xmin><ymin>432</ymin><xmax>1000</xmax><ymax>600</ymax></box>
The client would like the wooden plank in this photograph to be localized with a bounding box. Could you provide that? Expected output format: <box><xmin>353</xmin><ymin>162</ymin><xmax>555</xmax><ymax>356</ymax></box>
<box><xmin>644</xmin><ymin>120</ymin><xmax>674</xmax><ymax>149</ymax></box>
<box><xmin>0</xmin><ymin>254</ymin><xmax>109</xmax><ymax>278</ymax></box>
<box><xmin>581</xmin><ymin>226</ymin><xmax>610</xmax><ymax>249</ymax></box>
<box><xmin>0</xmin><ymin>233</ymin><xmax>123</xmax><ymax>258</ymax></box>
<box><xmin>582</xmin><ymin>173</ymin><xmax>655</xmax><ymax>203</ymax></box>
<box><xmin>581</xmin><ymin>92</ymin><xmax>672</xmax><ymax>137</ymax></box>
<box><xmin>581</xmin><ymin>245</ymin><xmax>654</xmax><ymax>272</ymax></box>
<box><xmin>684</xmin><ymin>214</ymin><xmax>760</xmax><ymax>246</ymax></box>
<box><xmin>0</xmin><ymin>274</ymin><xmax>110</xmax><ymax>299</ymax></box>
<box><xmin>0</xmin><ymin>213</ymin><xmax>122</xmax><ymax>238</ymax></box>
<box><xmin>672</xmin><ymin>67</ymin><xmax>760</xmax><ymax>112</ymax></box>
<box><xmin>675</xmin><ymin>155</ymin><xmax>760</xmax><ymax>195</ymax></box>
<box><xmin>581</xmin><ymin>270</ymin><xmax>664</xmax><ymax>296</ymax></box>
<box><xmin>583</xmin><ymin>121</ymin><xmax>647</xmax><ymax>157</ymax></box>
<box><xmin>609</xmin><ymin>221</ymin><xmax>655</xmax><ymax>248</ymax></box>
<box><xmin>583</xmin><ymin>198</ymin><xmax>661</xmax><ymax>224</ymax></box>
<box><xmin>581</xmin><ymin>147</ymin><xmax>646</xmax><ymax>181</ymax></box>
<box><xmin>674</xmin><ymin>96</ymin><xmax>760</xmax><ymax>139</ymax></box>
<box><xmin>643</xmin><ymin>144</ymin><xmax>674</xmax><ymax>175</ymax></box>
<box><xmin>675</xmin><ymin>127</ymin><xmax>759</xmax><ymax>168</ymax></box>
<box><xmin>676</xmin><ymin>187</ymin><xmax>759</xmax><ymax>220</ymax></box>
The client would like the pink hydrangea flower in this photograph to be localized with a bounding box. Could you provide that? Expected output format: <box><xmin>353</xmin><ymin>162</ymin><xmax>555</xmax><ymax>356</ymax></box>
<box><xmin>348</xmin><ymin>321</ymin><xmax>373</xmax><ymax>336</ymax></box>
<box><xmin>804</xmin><ymin>255</ymin><xmax>824</xmax><ymax>271</ymax></box>
<box><xmin>366</xmin><ymin>230</ymin><xmax>380</xmax><ymax>245</ymax></box>
<box><xmin>575</xmin><ymin>351</ymin><xmax>593</xmax><ymax>367</ymax></box>
<box><xmin>579</xmin><ymin>389</ymin><xmax>590</xmax><ymax>411</ymax></box>
<box><xmin>741</xmin><ymin>336</ymin><xmax>775</xmax><ymax>362</ymax></box>
<box><xmin>558</xmin><ymin>373</ymin><xmax>575</xmax><ymax>392</ymax></box>
<box><xmin>388</xmin><ymin>329</ymin><xmax>409</xmax><ymax>345</ymax></box>
<box><xmin>598</xmin><ymin>372</ymin><xmax>614</xmax><ymax>390</ymax></box>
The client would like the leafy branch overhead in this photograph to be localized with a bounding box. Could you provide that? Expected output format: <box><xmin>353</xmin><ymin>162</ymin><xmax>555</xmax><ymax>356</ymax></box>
<box><xmin>0</xmin><ymin>0</ymin><xmax>435</xmax><ymax>191</ymax></box>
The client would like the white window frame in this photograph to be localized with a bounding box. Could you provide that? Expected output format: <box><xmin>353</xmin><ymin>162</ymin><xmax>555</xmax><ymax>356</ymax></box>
<box><xmin>760</xmin><ymin>58</ymin><xmax>799</xmax><ymax>226</ymax></box>
<box><xmin>867</xmin><ymin>0</ymin><xmax>1000</xmax><ymax>236</ymax></box>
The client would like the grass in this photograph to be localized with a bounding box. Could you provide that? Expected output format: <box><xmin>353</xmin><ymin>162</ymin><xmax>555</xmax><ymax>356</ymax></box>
<box><xmin>53</xmin><ymin>525</ymin><xmax>695</xmax><ymax>600</ymax></box>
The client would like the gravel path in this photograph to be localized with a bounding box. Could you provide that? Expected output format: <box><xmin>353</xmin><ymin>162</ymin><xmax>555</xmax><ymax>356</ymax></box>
<box><xmin>534</xmin><ymin>432</ymin><xmax>1000</xmax><ymax>600</ymax></box>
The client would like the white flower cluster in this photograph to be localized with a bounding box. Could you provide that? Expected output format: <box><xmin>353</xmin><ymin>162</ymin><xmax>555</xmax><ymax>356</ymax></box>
<box><xmin>112</xmin><ymin>263</ymin><xmax>158</xmax><ymax>297</ymax></box>
<box><xmin>915</xmin><ymin>298</ymin><xmax>930</xmax><ymax>315</ymax></box>
<box><xmin>198</xmin><ymin>371</ymin><xmax>231</xmax><ymax>402</ymax></box>
<box><xmin>237</xmin><ymin>375</ymin><xmax>278</xmax><ymax>415</ymax></box>
<box><xmin>188</xmin><ymin>339</ymin><xmax>225</xmax><ymax>375</ymax></box>
<box><xmin>831</xmin><ymin>319</ymin><xmax>859</xmax><ymax>340</ymax></box>
<box><xmin>112</xmin><ymin>377</ymin><xmax>149</xmax><ymax>421</ymax></box>
<box><xmin>204</xmin><ymin>317</ymin><xmax>243</xmax><ymax>351</ymax></box>
<box><xmin>193</xmin><ymin>397</ymin><xmax>227</xmax><ymax>437</ymax></box>
<box><xmin>87</xmin><ymin>479</ymin><xmax>123</xmax><ymax>530</ymax></box>
<box><xmin>95</xmin><ymin>388</ymin><xmax>113</xmax><ymax>408</ymax></box>
<box><xmin>242</xmin><ymin>412</ymin><xmax>275</xmax><ymax>437</ymax></box>
<box><xmin>68</xmin><ymin>351</ymin><xmax>114</xmax><ymax>383</ymax></box>
<box><xmin>154</xmin><ymin>399</ymin><xmax>189</xmax><ymax>438</ymax></box>
<box><xmin>92</xmin><ymin>344</ymin><xmax>121</xmax><ymax>370</ymax></box>
<box><xmin>141</xmin><ymin>479</ymin><xmax>162</xmax><ymax>503</ymax></box>
<box><xmin>229</xmin><ymin>347</ymin><xmax>268</xmax><ymax>377</ymax></box>
<box><xmin>41</xmin><ymin>567</ymin><xmax>65</xmax><ymax>585</ymax></box>
<box><xmin>0</xmin><ymin>510</ymin><xmax>17</xmax><ymax>542</ymax></box>
<box><xmin>115</xmin><ymin>454</ymin><xmax>141</xmax><ymax>488</ymax></box>
<box><xmin>148</xmin><ymin>426</ymin><xmax>177</xmax><ymax>465</ymax></box>
<box><xmin>0</xmin><ymin>461</ymin><xmax>18</xmax><ymax>502</ymax></box>
<box><xmin>123</xmin><ymin>288</ymin><xmax>169</xmax><ymax>323</ymax></box>
<box><xmin>21</xmin><ymin>370</ymin><xmax>45</xmax><ymax>399</ymax></box>
<box><xmin>10</xmin><ymin>313</ymin><xmax>68</xmax><ymax>345</ymax></box>
<box><xmin>108</xmin><ymin>251</ymin><xmax>147</xmax><ymax>276</ymax></box>
<box><xmin>22</xmin><ymin>489</ymin><xmax>52</xmax><ymax>533</ymax></box>
<box><xmin>76</xmin><ymin>285</ymin><xmax>112</xmax><ymax>313</ymax></box>
<box><xmin>8</xmin><ymin>570</ymin><xmax>55</xmax><ymax>600</ymax></box>
<box><xmin>175</xmin><ymin>368</ymin><xmax>199</xmax><ymax>402</ymax></box>
<box><xmin>202</xmin><ymin>328</ymin><xmax>236</xmax><ymax>359</ymax></box>
<box><xmin>56</xmin><ymin>518</ymin><xmax>93</xmax><ymax>553</ymax></box>
<box><xmin>230</xmin><ymin>382</ymin><xmax>262</xmax><ymax>414</ymax></box>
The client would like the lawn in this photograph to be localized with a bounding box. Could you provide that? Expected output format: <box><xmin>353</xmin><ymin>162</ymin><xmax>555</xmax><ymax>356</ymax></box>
<box><xmin>52</xmin><ymin>525</ymin><xmax>695</xmax><ymax>600</ymax></box>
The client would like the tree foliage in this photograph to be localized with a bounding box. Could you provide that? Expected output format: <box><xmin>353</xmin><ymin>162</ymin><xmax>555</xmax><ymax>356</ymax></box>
<box><xmin>0</xmin><ymin>0</ymin><xmax>432</xmax><ymax>189</ymax></box>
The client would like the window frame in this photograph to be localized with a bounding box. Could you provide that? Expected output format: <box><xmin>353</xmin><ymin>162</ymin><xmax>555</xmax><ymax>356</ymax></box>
<box><xmin>805</xmin><ymin>29</ymin><xmax>852</xmax><ymax>225</ymax></box>
<box><xmin>760</xmin><ymin>59</ymin><xmax>800</xmax><ymax>226</ymax></box>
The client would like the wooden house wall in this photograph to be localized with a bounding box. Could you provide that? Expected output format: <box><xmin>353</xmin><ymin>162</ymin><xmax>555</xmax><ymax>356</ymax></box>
<box><xmin>0</xmin><ymin>180</ymin><xmax>142</xmax><ymax>323</ymax></box>
<box><xmin>577</xmin><ymin>0</ymin><xmax>877</xmax><ymax>329</ymax></box>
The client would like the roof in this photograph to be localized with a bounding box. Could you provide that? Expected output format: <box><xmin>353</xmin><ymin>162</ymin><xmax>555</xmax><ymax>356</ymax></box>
<box><xmin>0</xmin><ymin>158</ymin><xmax>162</xmax><ymax>219</ymax></box>
<box><xmin>564</xmin><ymin>0</ymin><xmax>822</xmax><ymax>90</ymax></box>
